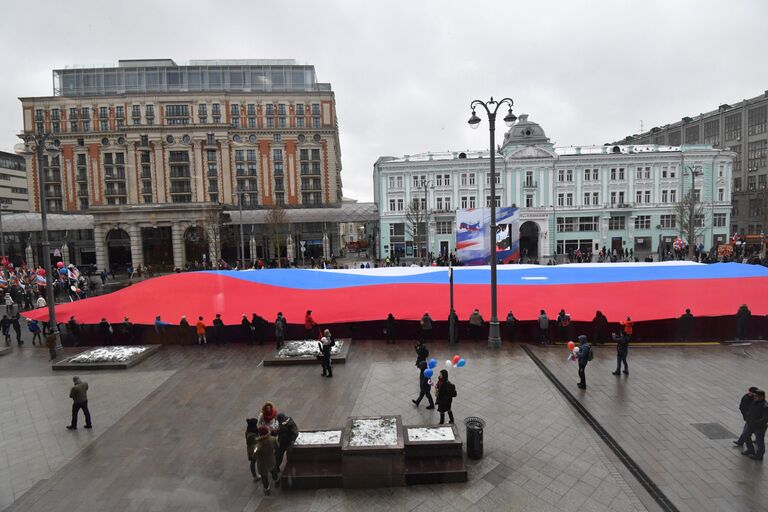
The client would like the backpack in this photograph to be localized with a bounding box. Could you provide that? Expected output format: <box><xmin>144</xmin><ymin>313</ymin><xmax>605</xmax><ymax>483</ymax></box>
<box><xmin>587</xmin><ymin>346</ymin><xmax>594</xmax><ymax>361</ymax></box>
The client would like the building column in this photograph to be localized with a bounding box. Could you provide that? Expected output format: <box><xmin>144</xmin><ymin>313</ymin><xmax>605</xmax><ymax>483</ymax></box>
<box><xmin>129</xmin><ymin>224</ymin><xmax>143</xmax><ymax>268</ymax></box>
<box><xmin>172</xmin><ymin>223</ymin><xmax>185</xmax><ymax>269</ymax></box>
<box><xmin>93</xmin><ymin>224</ymin><xmax>107</xmax><ymax>271</ymax></box>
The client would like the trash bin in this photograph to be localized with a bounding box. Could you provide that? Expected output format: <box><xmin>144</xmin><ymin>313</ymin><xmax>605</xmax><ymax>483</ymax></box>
<box><xmin>464</xmin><ymin>416</ymin><xmax>485</xmax><ymax>459</ymax></box>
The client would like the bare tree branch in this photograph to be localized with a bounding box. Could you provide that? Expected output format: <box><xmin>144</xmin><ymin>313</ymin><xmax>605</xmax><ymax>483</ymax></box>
<box><xmin>674</xmin><ymin>189</ymin><xmax>705</xmax><ymax>256</ymax></box>
<box><xmin>265</xmin><ymin>206</ymin><xmax>288</xmax><ymax>267</ymax></box>
<box><xmin>405</xmin><ymin>198</ymin><xmax>426</xmax><ymax>259</ymax></box>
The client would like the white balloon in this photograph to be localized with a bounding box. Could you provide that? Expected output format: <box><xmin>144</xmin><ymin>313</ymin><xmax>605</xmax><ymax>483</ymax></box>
<box><xmin>445</xmin><ymin>360</ymin><xmax>453</xmax><ymax>368</ymax></box>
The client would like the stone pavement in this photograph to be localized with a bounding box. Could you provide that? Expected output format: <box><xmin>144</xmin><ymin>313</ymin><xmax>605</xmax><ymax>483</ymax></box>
<box><xmin>0</xmin><ymin>346</ymin><xmax>174</xmax><ymax>510</ymax></box>
<box><xmin>0</xmin><ymin>340</ymin><xmax>766</xmax><ymax>511</ymax></box>
<box><xmin>530</xmin><ymin>343</ymin><xmax>768</xmax><ymax>512</ymax></box>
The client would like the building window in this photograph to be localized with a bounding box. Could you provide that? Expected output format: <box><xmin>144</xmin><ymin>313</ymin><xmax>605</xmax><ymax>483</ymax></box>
<box><xmin>389</xmin><ymin>199</ymin><xmax>396</xmax><ymax>211</ymax></box>
<box><xmin>583</xmin><ymin>192</ymin><xmax>590</xmax><ymax>205</ymax></box>
<box><xmin>734</xmin><ymin>177</ymin><xmax>742</xmax><ymax>191</ymax></box>
<box><xmin>460</xmin><ymin>173</ymin><xmax>467</xmax><ymax>186</ymax></box>
<box><xmin>713</xmin><ymin>213</ymin><xmax>726</xmax><ymax>227</ymax></box>
<box><xmin>703</xmin><ymin>120</ymin><xmax>720</xmax><ymax>146</ymax></box>
<box><xmin>760</xmin><ymin>175</ymin><xmax>767</xmax><ymax>189</ymax></box>
<box><xmin>634</xmin><ymin>215</ymin><xmax>651</xmax><ymax>229</ymax></box>
<box><xmin>660</xmin><ymin>214</ymin><xmax>676</xmax><ymax>228</ymax></box>
<box><xmin>717</xmin><ymin>188</ymin><xmax>724</xmax><ymax>201</ymax></box>
<box><xmin>436</xmin><ymin>221</ymin><xmax>453</xmax><ymax>235</ymax></box>
<box><xmin>165</xmin><ymin>104</ymin><xmax>189</xmax><ymax>125</ymax></box>
<box><xmin>435</xmin><ymin>174</ymin><xmax>442</xmax><ymax>187</ymax></box>
<box><xmin>485</xmin><ymin>173</ymin><xmax>500</xmax><ymax>185</ymax></box>
<box><xmin>591</xmin><ymin>192</ymin><xmax>599</xmax><ymax>205</ymax></box>
<box><xmin>725</xmin><ymin>113</ymin><xmax>742</xmax><ymax>141</ymax></box>
<box><xmin>748</xmin><ymin>106</ymin><xmax>767</xmax><ymax>136</ymax></box>
<box><xmin>661</xmin><ymin>190</ymin><xmax>668</xmax><ymax>203</ymax></box>
<box><xmin>486</xmin><ymin>195</ymin><xmax>501</xmax><ymax>207</ymax></box>
<box><xmin>579</xmin><ymin>216</ymin><xmax>599</xmax><ymax>231</ymax></box>
<box><xmin>610</xmin><ymin>168</ymin><xmax>625</xmax><ymax>180</ymax></box>
<box><xmin>525</xmin><ymin>194</ymin><xmax>533</xmax><ymax>207</ymax></box>
<box><xmin>556</xmin><ymin>217</ymin><xmax>576</xmax><ymax>233</ymax></box>
<box><xmin>397</xmin><ymin>198</ymin><xmax>404</xmax><ymax>211</ymax></box>
<box><xmin>468</xmin><ymin>173</ymin><xmax>475</xmax><ymax>186</ymax></box>
<box><xmin>748</xmin><ymin>176</ymin><xmax>756</xmax><ymax>190</ymax></box>
<box><xmin>747</xmin><ymin>139</ymin><xmax>767</xmax><ymax>171</ymax></box>
<box><xmin>668</xmin><ymin>131</ymin><xmax>681</xmax><ymax>146</ymax></box>
<box><xmin>169</xmin><ymin>151</ymin><xmax>191</xmax><ymax>203</ymax></box>
<box><xmin>443</xmin><ymin>174</ymin><xmax>450</xmax><ymax>187</ymax></box>
<box><xmin>685</xmin><ymin>124</ymin><xmax>700</xmax><ymax>144</ymax></box>
<box><xmin>608</xmin><ymin>216</ymin><xmax>626</xmax><ymax>230</ymax></box>
<box><xmin>670</xmin><ymin>189</ymin><xmax>677</xmax><ymax>202</ymax></box>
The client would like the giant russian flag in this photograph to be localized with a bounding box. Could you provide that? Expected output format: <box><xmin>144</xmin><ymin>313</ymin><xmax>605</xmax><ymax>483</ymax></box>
<box><xmin>22</xmin><ymin>262</ymin><xmax>768</xmax><ymax>326</ymax></box>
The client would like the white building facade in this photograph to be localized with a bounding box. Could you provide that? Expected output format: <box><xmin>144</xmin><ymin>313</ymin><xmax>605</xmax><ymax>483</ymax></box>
<box><xmin>0</xmin><ymin>150</ymin><xmax>29</xmax><ymax>212</ymax></box>
<box><xmin>373</xmin><ymin>115</ymin><xmax>735</xmax><ymax>261</ymax></box>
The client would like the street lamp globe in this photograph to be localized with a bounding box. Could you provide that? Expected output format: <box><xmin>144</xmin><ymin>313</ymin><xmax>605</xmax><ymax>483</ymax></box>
<box><xmin>468</xmin><ymin>110</ymin><xmax>481</xmax><ymax>129</ymax></box>
<box><xmin>503</xmin><ymin>109</ymin><xmax>517</xmax><ymax>127</ymax></box>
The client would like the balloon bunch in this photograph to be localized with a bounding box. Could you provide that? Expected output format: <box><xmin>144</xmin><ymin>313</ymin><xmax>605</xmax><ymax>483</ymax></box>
<box><xmin>567</xmin><ymin>340</ymin><xmax>579</xmax><ymax>363</ymax></box>
<box><xmin>446</xmin><ymin>354</ymin><xmax>466</xmax><ymax>368</ymax></box>
<box><xmin>423</xmin><ymin>355</ymin><xmax>467</xmax><ymax>385</ymax></box>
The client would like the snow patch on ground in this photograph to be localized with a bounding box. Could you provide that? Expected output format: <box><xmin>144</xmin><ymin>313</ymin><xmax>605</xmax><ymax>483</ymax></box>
<box><xmin>276</xmin><ymin>339</ymin><xmax>343</xmax><ymax>358</ymax></box>
<box><xmin>295</xmin><ymin>430</ymin><xmax>342</xmax><ymax>445</ymax></box>
<box><xmin>407</xmin><ymin>426</ymin><xmax>455</xmax><ymax>442</ymax></box>
<box><xmin>349</xmin><ymin>417</ymin><xmax>398</xmax><ymax>446</ymax></box>
<box><xmin>68</xmin><ymin>346</ymin><xmax>148</xmax><ymax>363</ymax></box>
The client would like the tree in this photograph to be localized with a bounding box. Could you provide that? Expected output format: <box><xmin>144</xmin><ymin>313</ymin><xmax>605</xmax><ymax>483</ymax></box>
<box><xmin>405</xmin><ymin>198</ymin><xmax>427</xmax><ymax>259</ymax></box>
<box><xmin>674</xmin><ymin>189</ymin><xmax>705</xmax><ymax>258</ymax></box>
<box><xmin>265</xmin><ymin>206</ymin><xmax>288</xmax><ymax>268</ymax></box>
<box><xmin>201</xmin><ymin>207</ymin><xmax>228</xmax><ymax>268</ymax></box>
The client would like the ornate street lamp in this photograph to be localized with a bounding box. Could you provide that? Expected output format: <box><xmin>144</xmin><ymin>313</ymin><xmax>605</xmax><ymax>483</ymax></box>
<box><xmin>468</xmin><ymin>97</ymin><xmax>516</xmax><ymax>348</ymax></box>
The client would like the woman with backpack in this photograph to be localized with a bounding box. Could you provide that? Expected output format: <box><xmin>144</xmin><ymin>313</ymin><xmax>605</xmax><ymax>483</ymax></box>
<box><xmin>435</xmin><ymin>369</ymin><xmax>457</xmax><ymax>424</ymax></box>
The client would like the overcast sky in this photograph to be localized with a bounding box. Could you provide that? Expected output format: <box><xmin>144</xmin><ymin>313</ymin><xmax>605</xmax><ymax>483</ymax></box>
<box><xmin>1</xmin><ymin>0</ymin><xmax>766</xmax><ymax>202</ymax></box>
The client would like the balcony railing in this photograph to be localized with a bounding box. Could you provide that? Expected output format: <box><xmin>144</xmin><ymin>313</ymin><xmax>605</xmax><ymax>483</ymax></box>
<box><xmin>523</xmin><ymin>180</ymin><xmax>538</xmax><ymax>189</ymax></box>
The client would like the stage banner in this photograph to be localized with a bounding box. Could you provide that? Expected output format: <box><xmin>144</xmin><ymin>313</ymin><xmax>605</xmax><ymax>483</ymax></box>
<box><xmin>456</xmin><ymin>207</ymin><xmax>519</xmax><ymax>265</ymax></box>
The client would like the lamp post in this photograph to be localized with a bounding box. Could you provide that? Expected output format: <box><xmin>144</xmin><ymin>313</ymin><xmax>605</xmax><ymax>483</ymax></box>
<box><xmin>236</xmin><ymin>188</ymin><xmax>246</xmax><ymax>268</ymax></box>
<box><xmin>419</xmin><ymin>179</ymin><xmax>433</xmax><ymax>261</ymax></box>
<box><xmin>468</xmin><ymin>96</ymin><xmax>517</xmax><ymax>348</ymax></box>
<box><xmin>683</xmin><ymin>164</ymin><xmax>703</xmax><ymax>259</ymax></box>
<box><xmin>20</xmin><ymin>133</ymin><xmax>61</xmax><ymax>350</ymax></box>
<box><xmin>0</xmin><ymin>204</ymin><xmax>7</xmax><ymax>263</ymax></box>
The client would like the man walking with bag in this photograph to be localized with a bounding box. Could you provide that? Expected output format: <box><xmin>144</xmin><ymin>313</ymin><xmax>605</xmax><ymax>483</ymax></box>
<box><xmin>67</xmin><ymin>376</ymin><xmax>92</xmax><ymax>430</ymax></box>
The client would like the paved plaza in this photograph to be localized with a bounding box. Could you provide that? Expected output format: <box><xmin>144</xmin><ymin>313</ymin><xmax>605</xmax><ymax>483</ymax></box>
<box><xmin>0</xmin><ymin>338</ymin><xmax>766</xmax><ymax>512</ymax></box>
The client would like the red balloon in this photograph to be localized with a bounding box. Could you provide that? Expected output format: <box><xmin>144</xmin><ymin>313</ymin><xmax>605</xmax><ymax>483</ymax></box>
<box><xmin>567</xmin><ymin>341</ymin><xmax>575</xmax><ymax>351</ymax></box>
<box><xmin>452</xmin><ymin>355</ymin><xmax>460</xmax><ymax>365</ymax></box>
<box><xmin>56</xmin><ymin>262</ymin><xmax>64</xmax><ymax>269</ymax></box>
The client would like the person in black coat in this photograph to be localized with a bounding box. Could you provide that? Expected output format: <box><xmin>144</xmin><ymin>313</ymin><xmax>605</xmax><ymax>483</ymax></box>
<box><xmin>735</xmin><ymin>387</ymin><xmax>758</xmax><ymax>448</ymax></box>
<box><xmin>448</xmin><ymin>308</ymin><xmax>459</xmax><ymax>345</ymax></box>
<box><xmin>414</xmin><ymin>339</ymin><xmax>429</xmax><ymax>367</ymax></box>
<box><xmin>212</xmin><ymin>314</ymin><xmax>225</xmax><ymax>345</ymax></box>
<box><xmin>274</xmin><ymin>412</ymin><xmax>299</xmax><ymax>478</ymax></box>
<box><xmin>611</xmin><ymin>332</ymin><xmax>629</xmax><ymax>375</ymax></box>
<box><xmin>98</xmin><ymin>318</ymin><xmax>112</xmax><ymax>345</ymax></box>
<box><xmin>435</xmin><ymin>369</ymin><xmax>456</xmax><ymax>424</ymax></box>
<box><xmin>412</xmin><ymin>361</ymin><xmax>435</xmax><ymax>409</ymax></box>
<box><xmin>736</xmin><ymin>304</ymin><xmax>751</xmax><ymax>340</ymax></box>
<box><xmin>592</xmin><ymin>311</ymin><xmax>608</xmax><ymax>345</ymax></box>
<box><xmin>251</xmin><ymin>313</ymin><xmax>266</xmax><ymax>346</ymax></box>
<box><xmin>576</xmin><ymin>335</ymin><xmax>591</xmax><ymax>389</ymax></box>
<box><xmin>68</xmin><ymin>316</ymin><xmax>81</xmax><ymax>346</ymax></box>
<box><xmin>2</xmin><ymin>314</ymin><xmax>11</xmax><ymax>345</ymax></box>
<box><xmin>505</xmin><ymin>311</ymin><xmax>516</xmax><ymax>342</ymax></box>
<box><xmin>318</xmin><ymin>333</ymin><xmax>335</xmax><ymax>377</ymax></box>
<box><xmin>742</xmin><ymin>389</ymin><xmax>767</xmax><ymax>460</ymax></box>
<box><xmin>679</xmin><ymin>309</ymin><xmax>694</xmax><ymax>341</ymax></box>
<box><xmin>178</xmin><ymin>316</ymin><xmax>190</xmax><ymax>345</ymax></box>
<box><xmin>385</xmin><ymin>313</ymin><xmax>396</xmax><ymax>344</ymax></box>
<box><xmin>11</xmin><ymin>314</ymin><xmax>21</xmax><ymax>346</ymax></box>
<box><xmin>241</xmin><ymin>315</ymin><xmax>253</xmax><ymax>345</ymax></box>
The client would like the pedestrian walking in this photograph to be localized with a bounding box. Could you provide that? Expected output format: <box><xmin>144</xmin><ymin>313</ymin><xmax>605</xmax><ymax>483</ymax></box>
<box><xmin>734</xmin><ymin>387</ymin><xmax>758</xmax><ymax>448</ymax></box>
<box><xmin>11</xmin><ymin>314</ymin><xmax>21</xmax><ymax>346</ymax></box>
<box><xmin>420</xmin><ymin>312</ymin><xmax>433</xmax><ymax>343</ymax></box>
<box><xmin>412</xmin><ymin>360</ymin><xmax>435</xmax><ymax>409</ymax></box>
<box><xmin>245</xmin><ymin>418</ymin><xmax>260</xmax><ymax>481</ymax></box>
<box><xmin>742</xmin><ymin>389</ymin><xmax>767</xmax><ymax>461</ymax></box>
<box><xmin>213</xmin><ymin>313</ymin><xmax>225</xmax><ymax>345</ymax></box>
<box><xmin>4</xmin><ymin>292</ymin><xmax>14</xmax><ymax>315</ymax></box>
<box><xmin>275</xmin><ymin>412</ymin><xmax>299</xmax><ymax>478</ymax></box>
<box><xmin>98</xmin><ymin>318</ymin><xmax>113</xmax><ymax>345</ymax></box>
<box><xmin>250</xmin><ymin>424</ymin><xmax>278</xmax><ymax>494</ymax></box>
<box><xmin>319</xmin><ymin>332</ymin><xmax>335</xmax><ymax>377</ymax></box>
<box><xmin>736</xmin><ymin>304</ymin><xmax>752</xmax><ymax>340</ymax></box>
<box><xmin>592</xmin><ymin>310</ymin><xmax>608</xmax><ymax>345</ymax></box>
<box><xmin>448</xmin><ymin>308</ymin><xmax>459</xmax><ymax>345</ymax></box>
<box><xmin>196</xmin><ymin>316</ymin><xmax>207</xmax><ymax>344</ymax></box>
<box><xmin>45</xmin><ymin>332</ymin><xmax>57</xmax><ymax>361</ymax></box>
<box><xmin>66</xmin><ymin>376</ymin><xmax>92</xmax><ymax>430</ymax></box>
<box><xmin>241</xmin><ymin>314</ymin><xmax>253</xmax><ymax>345</ymax></box>
<box><xmin>304</xmin><ymin>310</ymin><xmax>317</xmax><ymax>339</ymax></box>
<box><xmin>1</xmin><ymin>314</ymin><xmax>9</xmax><ymax>345</ymax></box>
<box><xmin>415</xmin><ymin>339</ymin><xmax>429</xmax><ymax>367</ymax></box>
<box><xmin>435</xmin><ymin>369</ymin><xmax>456</xmax><ymax>424</ymax></box>
<box><xmin>538</xmin><ymin>310</ymin><xmax>550</xmax><ymax>345</ymax></box>
<box><xmin>67</xmin><ymin>316</ymin><xmax>81</xmax><ymax>345</ymax></box>
<box><xmin>274</xmin><ymin>312</ymin><xmax>286</xmax><ymax>350</ymax></box>
<box><xmin>28</xmin><ymin>319</ymin><xmax>42</xmax><ymax>346</ymax></box>
<box><xmin>385</xmin><ymin>313</ymin><xmax>396</xmax><ymax>344</ymax></box>
<box><xmin>575</xmin><ymin>335</ymin><xmax>592</xmax><ymax>389</ymax></box>
<box><xmin>611</xmin><ymin>332</ymin><xmax>629</xmax><ymax>375</ymax></box>
<box><xmin>679</xmin><ymin>309</ymin><xmax>694</xmax><ymax>341</ymax></box>
<box><xmin>468</xmin><ymin>309</ymin><xmax>484</xmax><ymax>341</ymax></box>
<box><xmin>621</xmin><ymin>316</ymin><xmax>633</xmax><ymax>341</ymax></box>
<box><xmin>35</xmin><ymin>295</ymin><xmax>46</xmax><ymax>309</ymax></box>
<box><xmin>505</xmin><ymin>310</ymin><xmax>516</xmax><ymax>342</ymax></box>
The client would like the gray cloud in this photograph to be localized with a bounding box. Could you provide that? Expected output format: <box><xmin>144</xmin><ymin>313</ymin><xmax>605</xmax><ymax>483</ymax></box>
<box><xmin>1</xmin><ymin>0</ymin><xmax>766</xmax><ymax>202</ymax></box>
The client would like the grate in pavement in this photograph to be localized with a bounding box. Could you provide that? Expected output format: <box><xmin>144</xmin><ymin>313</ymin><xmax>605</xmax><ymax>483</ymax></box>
<box><xmin>207</xmin><ymin>361</ymin><xmax>226</xmax><ymax>369</ymax></box>
<box><xmin>691</xmin><ymin>422</ymin><xmax>736</xmax><ymax>440</ymax></box>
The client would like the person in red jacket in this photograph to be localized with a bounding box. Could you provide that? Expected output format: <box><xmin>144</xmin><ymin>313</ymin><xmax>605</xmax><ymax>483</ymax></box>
<box><xmin>304</xmin><ymin>310</ymin><xmax>317</xmax><ymax>339</ymax></box>
<box><xmin>621</xmin><ymin>316</ymin><xmax>633</xmax><ymax>341</ymax></box>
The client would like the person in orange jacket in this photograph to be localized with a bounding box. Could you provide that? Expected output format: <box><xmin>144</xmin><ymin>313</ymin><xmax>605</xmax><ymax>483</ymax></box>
<box><xmin>621</xmin><ymin>316</ymin><xmax>633</xmax><ymax>341</ymax></box>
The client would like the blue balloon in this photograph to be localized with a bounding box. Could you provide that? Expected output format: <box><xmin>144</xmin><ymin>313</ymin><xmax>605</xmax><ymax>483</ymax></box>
<box><xmin>457</xmin><ymin>359</ymin><xmax>466</xmax><ymax>367</ymax></box>
<box><xmin>424</xmin><ymin>368</ymin><xmax>434</xmax><ymax>378</ymax></box>
<box><xmin>59</xmin><ymin>268</ymin><xmax>68</xmax><ymax>275</ymax></box>
<box><xmin>428</xmin><ymin>358</ymin><xmax>437</xmax><ymax>369</ymax></box>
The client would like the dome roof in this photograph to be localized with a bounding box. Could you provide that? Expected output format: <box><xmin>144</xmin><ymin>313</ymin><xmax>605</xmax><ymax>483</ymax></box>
<box><xmin>502</xmin><ymin>114</ymin><xmax>550</xmax><ymax>147</ymax></box>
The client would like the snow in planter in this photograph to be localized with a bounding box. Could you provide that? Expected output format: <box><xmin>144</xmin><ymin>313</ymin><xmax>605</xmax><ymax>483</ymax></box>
<box><xmin>276</xmin><ymin>339</ymin><xmax>343</xmax><ymax>358</ymax></box>
<box><xmin>295</xmin><ymin>430</ymin><xmax>342</xmax><ymax>445</ymax></box>
<box><xmin>68</xmin><ymin>346</ymin><xmax>148</xmax><ymax>363</ymax></box>
<box><xmin>407</xmin><ymin>426</ymin><xmax>455</xmax><ymax>442</ymax></box>
<box><xmin>349</xmin><ymin>417</ymin><xmax>398</xmax><ymax>447</ymax></box>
